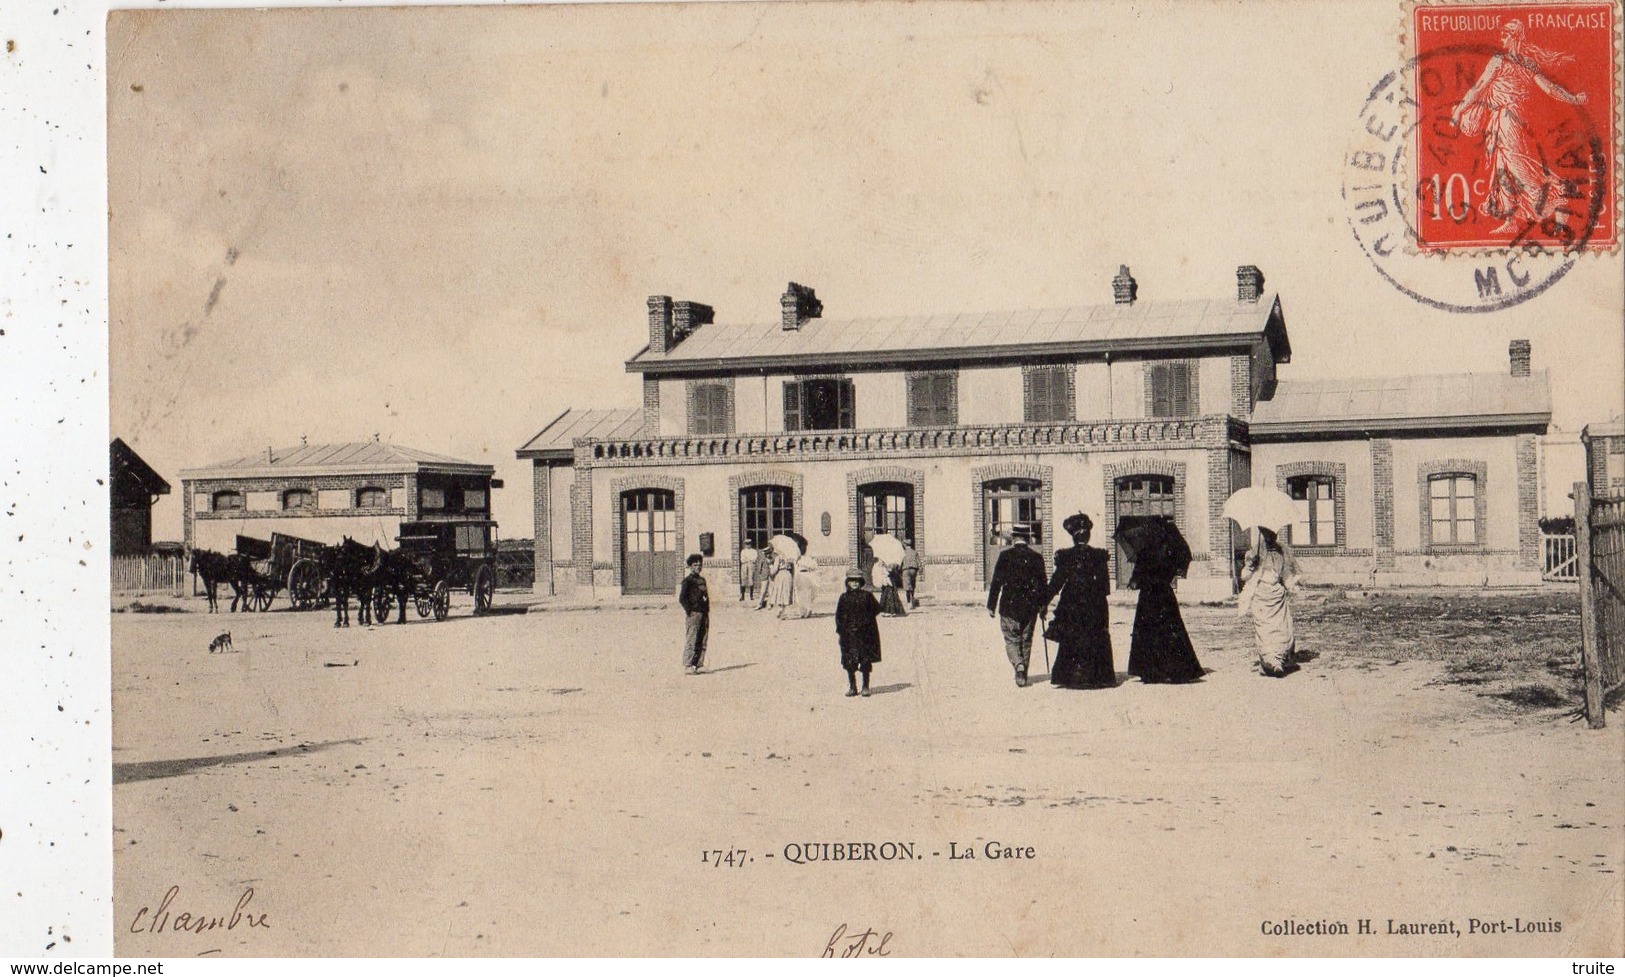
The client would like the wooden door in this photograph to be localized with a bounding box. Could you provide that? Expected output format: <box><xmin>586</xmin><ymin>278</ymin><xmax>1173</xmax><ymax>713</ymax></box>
<box><xmin>983</xmin><ymin>479</ymin><xmax>1041</xmax><ymax>583</ymax></box>
<box><xmin>622</xmin><ymin>489</ymin><xmax>678</xmax><ymax>594</ymax></box>
<box><xmin>1114</xmin><ymin>475</ymin><xmax>1175</xmax><ymax>586</ymax></box>
<box><xmin>857</xmin><ymin>481</ymin><xmax>915</xmax><ymax>577</ymax></box>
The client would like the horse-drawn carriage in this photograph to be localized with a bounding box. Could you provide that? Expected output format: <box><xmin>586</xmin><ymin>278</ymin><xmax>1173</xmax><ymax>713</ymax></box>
<box><xmin>368</xmin><ymin>520</ymin><xmax>499</xmax><ymax>623</ymax></box>
<box><xmin>231</xmin><ymin>531</ymin><xmax>334</xmax><ymax>611</ymax></box>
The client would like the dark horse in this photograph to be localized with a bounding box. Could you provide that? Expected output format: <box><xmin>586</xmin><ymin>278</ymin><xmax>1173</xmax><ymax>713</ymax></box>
<box><xmin>324</xmin><ymin>537</ymin><xmax>381</xmax><ymax>628</ymax></box>
<box><xmin>189</xmin><ymin>549</ymin><xmax>252</xmax><ymax>613</ymax></box>
<box><xmin>371</xmin><ymin>548</ymin><xmax>421</xmax><ymax>625</ymax></box>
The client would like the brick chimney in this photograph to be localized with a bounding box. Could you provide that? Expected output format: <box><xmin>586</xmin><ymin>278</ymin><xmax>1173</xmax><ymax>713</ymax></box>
<box><xmin>1111</xmin><ymin>265</ymin><xmax>1137</xmax><ymax>305</ymax></box>
<box><xmin>1237</xmin><ymin>265</ymin><xmax>1265</xmax><ymax>303</ymax></box>
<box><xmin>1509</xmin><ymin>339</ymin><xmax>1531</xmax><ymax>377</ymax></box>
<box><xmin>647</xmin><ymin>295</ymin><xmax>674</xmax><ymax>354</ymax></box>
<box><xmin>781</xmin><ymin>282</ymin><xmax>822</xmax><ymax>331</ymax></box>
<box><xmin>672</xmin><ymin>301</ymin><xmax>713</xmax><ymax>344</ymax></box>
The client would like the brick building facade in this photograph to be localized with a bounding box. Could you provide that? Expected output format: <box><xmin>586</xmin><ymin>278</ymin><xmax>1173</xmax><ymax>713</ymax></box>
<box><xmin>181</xmin><ymin>441</ymin><xmax>500</xmax><ymax>554</ymax></box>
<box><xmin>519</xmin><ymin>267</ymin><xmax>1551</xmax><ymax>597</ymax></box>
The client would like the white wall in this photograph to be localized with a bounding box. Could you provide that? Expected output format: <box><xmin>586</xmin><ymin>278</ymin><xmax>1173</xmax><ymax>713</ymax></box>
<box><xmin>1252</xmin><ymin>440</ymin><xmax>1376</xmax><ymax>550</ymax></box>
<box><xmin>1199</xmin><ymin>355</ymin><xmax>1231</xmax><ymax>415</ymax></box>
<box><xmin>959</xmin><ymin>365</ymin><xmax>1022</xmax><ymax>426</ymax></box>
<box><xmin>1390</xmin><ymin>435</ymin><xmax>1520</xmax><ymax>552</ymax></box>
<box><xmin>1076</xmin><ymin>361</ymin><xmax>1111</xmax><ymax>419</ymax></box>
<box><xmin>735</xmin><ymin>374</ymin><xmax>768</xmax><ymax>434</ymax></box>
<box><xmin>658</xmin><ymin>379</ymin><xmax>685</xmax><ymax>436</ymax></box>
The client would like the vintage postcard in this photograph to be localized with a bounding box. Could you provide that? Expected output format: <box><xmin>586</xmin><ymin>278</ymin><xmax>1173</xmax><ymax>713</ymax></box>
<box><xmin>101</xmin><ymin>0</ymin><xmax>1624</xmax><ymax>958</ymax></box>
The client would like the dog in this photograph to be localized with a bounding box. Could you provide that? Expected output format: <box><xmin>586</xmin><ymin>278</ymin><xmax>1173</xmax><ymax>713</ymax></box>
<box><xmin>208</xmin><ymin>631</ymin><xmax>234</xmax><ymax>654</ymax></box>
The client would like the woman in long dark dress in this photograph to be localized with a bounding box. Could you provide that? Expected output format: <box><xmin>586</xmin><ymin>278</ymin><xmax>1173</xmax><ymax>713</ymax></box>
<box><xmin>835</xmin><ymin>569</ymin><xmax>882</xmax><ymax>697</ymax></box>
<box><xmin>1043</xmin><ymin>513</ymin><xmax>1116</xmax><ymax>689</ymax></box>
<box><xmin>1125</xmin><ymin>516</ymin><xmax>1204</xmax><ymax>684</ymax></box>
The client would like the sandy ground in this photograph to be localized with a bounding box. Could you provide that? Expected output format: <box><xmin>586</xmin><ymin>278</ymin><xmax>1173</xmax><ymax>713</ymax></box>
<box><xmin>112</xmin><ymin>588</ymin><xmax>1624</xmax><ymax>957</ymax></box>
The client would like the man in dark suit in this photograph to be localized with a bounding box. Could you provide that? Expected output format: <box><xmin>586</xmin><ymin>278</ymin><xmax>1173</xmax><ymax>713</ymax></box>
<box><xmin>986</xmin><ymin>525</ymin><xmax>1048</xmax><ymax>687</ymax></box>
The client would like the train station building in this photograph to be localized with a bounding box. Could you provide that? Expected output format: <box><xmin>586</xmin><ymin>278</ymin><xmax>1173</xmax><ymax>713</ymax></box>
<box><xmin>181</xmin><ymin>441</ymin><xmax>500</xmax><ymax>554</ymax></box>
<box><xmin>517</xmin><ymin>267</ymin><xmax>1552</xmax><ymax>598</ymax></box>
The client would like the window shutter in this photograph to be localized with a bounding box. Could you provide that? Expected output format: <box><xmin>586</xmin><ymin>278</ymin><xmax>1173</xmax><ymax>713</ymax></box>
<box><xmin>1027</xmin><ymin>369</ymin><xmax>1047</xmax><ymax>422</ymax></box>
<box><xmin>783</xmin><ymin>381</ymin><xmax>801</xmax><ymax>432</ymax></box>
<box><xmin>908</xmin><ymin>375</ymin><xmax>927</xmax><ymax>427</ymax></box>
<box><xmin>1149</xmin><ymin>365</ymin><xmax>1169</xmax><ymax>417</ymax></box>
<box><xmin>1060</xmin><ymin>368</ymin><xmax>1075</xmax><ymax>421</ymax></box>
<box><xmin>1171</xmin><ymin>363</ymin><xmax>1190</xmax><ymax>417</ymax></box>
<box><xmin>838</xmin><ymin>379</ymin><xmax>855</xmax><ymax>429</ymax></box>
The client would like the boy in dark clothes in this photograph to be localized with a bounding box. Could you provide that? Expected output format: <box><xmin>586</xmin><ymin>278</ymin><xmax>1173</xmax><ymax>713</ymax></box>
<box><xmin>678</xmin><ymin>553</ymin><xmax>709</xmax><ymax>674</ymax></box>
<box><xmin>835</xmin><ymin>568</ymin><xmax>882</xmax><ymax>697</ymax></box>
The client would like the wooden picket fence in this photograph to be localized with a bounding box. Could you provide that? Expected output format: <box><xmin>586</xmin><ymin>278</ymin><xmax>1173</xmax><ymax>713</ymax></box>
<box><xmin>111</xmin><ymin>553</ymin><xmax>187</xmax><ymax>594</ymax></box>
<box><xmin>1576</xmin><ymin>482</ymin><xmax>1625</xmax><ymax>728</ymax></box>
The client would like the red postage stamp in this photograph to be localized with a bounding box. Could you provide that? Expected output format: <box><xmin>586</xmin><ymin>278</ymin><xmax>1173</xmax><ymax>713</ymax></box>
<box><xmin>1411</xmin><ymin>3</ymin><xmax>1619</xmax><ymax>251</ymax></box>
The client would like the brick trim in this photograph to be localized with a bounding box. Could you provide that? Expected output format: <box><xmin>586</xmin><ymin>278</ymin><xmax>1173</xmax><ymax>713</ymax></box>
<box><xmin>1417</xmin><ymin>458</ymin><xmax>1489</xmax><ymax>553</ymax></box>
<box><xmin>532</xmin><ymin>460</ymin><xmax>554</xmax><ymax>594</ymax></box>
<box><xmin>971</xmin><ymin>461</ymin><xmax>1054</xmax><ymax>583</ymax></box>
<box><xmin>686</xmin><ymin>378</ymin><xmax>736</xmax><ymax>436</ymax></box>
<box><xmin>1103</xmin><ymin>458</ymin><xmax>1189</xmax><ymax>586</ymax></box>
<box><xmin>1230</xmin><ymin>354</ymin><xmax>1252</xmax><ymax>416</ymax></box>
<box><xmin>1275</xmin><ymin>460</ymin><xmax>1348</xmax><ymax>550</ymax></box>
<box><xmin>1515</xmin><ymin>434</ymin><xmax>1539</xmax><ymax>569</ymax></box>
<box><xmin>571</xmin><ymin>465</ymin><xmax>594</xmax><ymax>585</ymax></box>
<box><xmin>847</xmin><ymin>465</ymin><xmax>928</xmax><ymax>568</ymax></box>
<box><xmin>608</xmin><ymin>473</ymin><xmax>687</xmax><ymax>586</ymax></box>
<box><xmin>1372</xmin><ymin>439</ymin><xmax>1395</xmax><ymax>569</ymax></box>
<box><xmin>642</xmin><ymin>378</ymin><xmax>661</xmax><ymax>435</ymax></box>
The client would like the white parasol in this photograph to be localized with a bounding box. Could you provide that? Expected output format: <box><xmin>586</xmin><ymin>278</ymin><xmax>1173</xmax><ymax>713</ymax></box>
<box><xmin>767</xmin><ymin>533</ymin><xmax>803</xmax><ymax>560</ymax></box>
<box><xmin>868</xmin><ymin>532</ymin><xmax>905</xmax><ymax>565</ymax></box>
<box><xmin>1222</xmin><ymin>486</ymin><xmax>1298</xmax><ymax>531</ymax></box>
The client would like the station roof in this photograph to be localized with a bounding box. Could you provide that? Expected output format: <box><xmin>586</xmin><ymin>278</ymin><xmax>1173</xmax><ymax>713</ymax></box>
<box><xmin>516</xmin><ymin>409</ymin><xmax>645</xmax><ymax>461</ymax></box>
<box><xmin>1250</xmin><ymin>371</ymin><xmax>1552</xmax><ymax>437</ymax></box>
<box><xmin>180</xmin><ymin>441</ymin><xmax>494</xmax><ymax>480</ymax></box>
<box><xmin>626</xmin><ymin>294</ymin><xmax>1291</xmax><ymax>376</ymax></box>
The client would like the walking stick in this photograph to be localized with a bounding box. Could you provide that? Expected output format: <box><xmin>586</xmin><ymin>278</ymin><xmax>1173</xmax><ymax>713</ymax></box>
<box><xmin>1040</xmin><ymin>616</ymin><xmax>1051</xmax><ymax>672</ymax></box>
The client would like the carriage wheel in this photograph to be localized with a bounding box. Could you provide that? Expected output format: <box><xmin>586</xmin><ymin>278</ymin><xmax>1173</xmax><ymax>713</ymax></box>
<box><xmin>288</xmin><ymin>559</ymin><xmax>321</xmax><ymax>611</ymax></box>
<box><xmin>414</xmin><ymin>592</ymin><xmax>434</xmax><ymax>618</ymax></box>
<box><xmin>253</xmin><ymin>586</ymin><xmax>274</xmax><ymax>613</ymax></box>
<box><xmin>473</xmin><ymin>565</ymin><xmax>495</xmax><ymax>615</ymax></box>
<box><xmin>432</xmin><ymin>580</ymin><xmax>451</xmax><ymax>622</ymax></box>
<box><xmin>372</xmin><ymin>591</ymin><xmax>394</xmax><ymax>623</ymax></box>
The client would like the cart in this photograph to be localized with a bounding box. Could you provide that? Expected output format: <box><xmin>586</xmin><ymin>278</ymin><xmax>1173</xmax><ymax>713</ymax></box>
<box><xmin>372</xmin><ymin>520</ymin><xmax>499</xmax><ymax>622</ymax></box>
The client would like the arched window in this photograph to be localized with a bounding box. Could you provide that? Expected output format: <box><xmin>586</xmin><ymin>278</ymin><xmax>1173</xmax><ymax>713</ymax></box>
<box><xmin>282</xmin><ymin>489</ymin><xmax>314</xmax><ymax>511</ymax></box>
<box><xmin>212</xmin><ymin>490</ymin><xmax>243</xmax><ymax>512</ymax></box>
<box><xmin>1428</xmin><ymin>473</ymin><xmax>1478</xmax><ymax>545</ymax></box>
<box><xmin>1286</xmin><ymin>475</ymin><xmax>1337</xmax><ymax>547</ymax></box>
<box><xmin>356</xmin><ymin>486</ymin><xmax>387</xmax><ymax>509</ymax></box>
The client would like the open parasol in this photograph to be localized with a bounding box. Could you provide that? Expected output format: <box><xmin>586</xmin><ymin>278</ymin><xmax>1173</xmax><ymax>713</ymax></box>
<box><xmin>868</xmin><ymin>532</ymin><xmax>905</xmax><ymax>565</ymax></box>
<box><xmin>1222</xmin><ymin>486</ymin><xmax>1298</xmax><ymax>531</ymax></box>
<box><xmin>767</xmin><ymin>533</ymin><xmax>803</xmax><ymax>560</ymax></box>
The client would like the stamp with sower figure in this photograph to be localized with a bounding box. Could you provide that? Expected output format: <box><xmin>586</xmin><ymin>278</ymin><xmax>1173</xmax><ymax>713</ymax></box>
<box><xmin>1412</xmin><ymin>3</ymin><xmax>1617</xmax><ymax>252</ymax></box>
<box><xmin>1345</xmin><ymin>1</ymin><xmax>1619</xmax><ymax>311</ymax></box>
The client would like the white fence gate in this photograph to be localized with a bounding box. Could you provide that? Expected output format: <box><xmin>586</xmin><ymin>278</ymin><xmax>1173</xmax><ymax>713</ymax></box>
<box><xmin>1542</xmin><ymin>533</ymin><xmax>1578</xmax><ymax>581</ymax></box>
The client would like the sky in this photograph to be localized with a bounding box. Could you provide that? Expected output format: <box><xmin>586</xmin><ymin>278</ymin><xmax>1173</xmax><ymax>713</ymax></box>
<box><xmin>106</xmin><ymin>0</ymin><xmax>1625</xmax><ymax>541</ymax></box>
